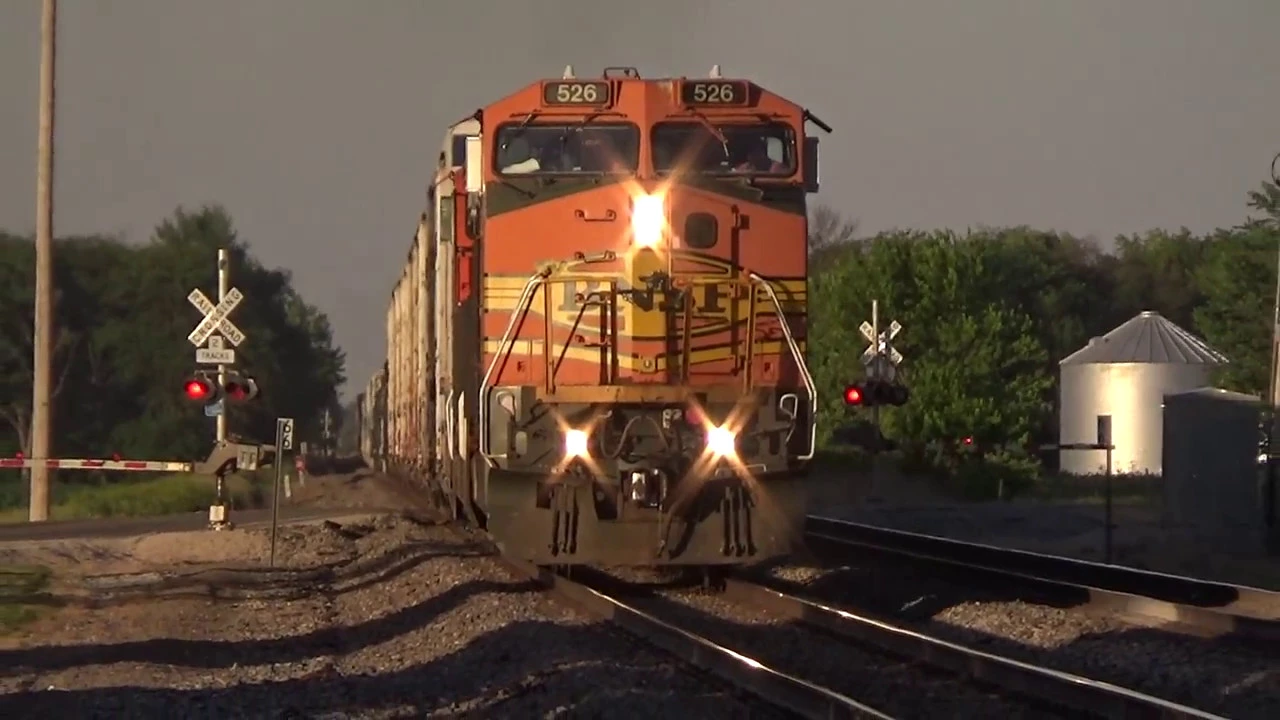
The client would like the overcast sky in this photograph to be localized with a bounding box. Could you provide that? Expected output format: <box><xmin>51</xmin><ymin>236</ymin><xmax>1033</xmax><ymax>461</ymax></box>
<box><xmin>1</xmin><ymin>1</ymin><xmax>1277</xmax><ymax>399</ymax></box>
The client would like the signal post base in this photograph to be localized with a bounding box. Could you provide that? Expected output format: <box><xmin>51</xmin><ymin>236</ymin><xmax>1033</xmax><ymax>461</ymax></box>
<box><xmin>864</xmin><ymin>451</ymin><xmax>891</xmax><ymax>505</ymax></box>
<box><xmin>208</xmin><ymin>503</ymin><xmax>233</xmax><ymax>531</ymax></box>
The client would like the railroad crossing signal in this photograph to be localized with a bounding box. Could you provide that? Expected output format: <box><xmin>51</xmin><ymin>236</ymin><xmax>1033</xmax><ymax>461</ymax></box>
<box><xmin>859</xmin><ymin>319</ymin><xmax>903</xmax><ymax>381</ymax></box>
<box><xmin>196</xmin><ymin>334</ymin><xmax>235</xmax><ymax>365</ymax></box>
<box><xmin>848</xmin><ymin>301</ymin><xmax>910</xmax><ymax>408</ymax></box>
<box><xmin>843</xmin><ymin>380</ymin><xmax>909</xmax><ymax>407</ymax></box>
<box><xmin>184</xmin><ymin>371</ymin><xmax>221</xmax><ymax>404</ymax></box>
<box><xmin>188</xmin><ymin>286</ymin><xmax>246</xmax><ymax>353</ymax></box>
<box><xmin>223</xmin><ymin>370</ymin><xmax>259</xmax><ymax>402</ymax></box>
<box><xmin>183</xmin><ymin>369</ymin><xmax>258</xmax><ymax>406</ymax></box>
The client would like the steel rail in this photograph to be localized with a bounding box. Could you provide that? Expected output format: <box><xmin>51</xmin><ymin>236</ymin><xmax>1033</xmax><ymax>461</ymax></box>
<box><xmin>805</xmin><ymin>515</ymin><xmax>1280</xmax><ymax>641</ymax></box>
<box><xmin>722</xmin><ymin>577</ymin><xmax>1226</xmax><ymax>720</ymax></box>
<box><xmin>485</xmin><ymin>550</ymin><xmax>895</xmax><ymax>720</ymax></box>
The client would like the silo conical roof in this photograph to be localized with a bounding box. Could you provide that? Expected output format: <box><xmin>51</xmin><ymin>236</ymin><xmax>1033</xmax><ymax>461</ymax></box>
<box><xmin>1059</xmin><ymin>311</ymin><xmax>1229</xmax><ymax>366</ymax></box>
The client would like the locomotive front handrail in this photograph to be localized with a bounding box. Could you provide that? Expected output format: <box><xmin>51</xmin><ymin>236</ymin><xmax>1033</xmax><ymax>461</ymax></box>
<box><xmin>444</xmin><ymin>389</ymin><xmax>456</xmax><ymax>460</ymax></box>
<box><xmin>544</xmin><ymin>280</ymin><xmax>618</xmax><ymax>394</ymax></box>
<box><xmin>749</xmin><ymin>272</ymin><xmax>817</xmax><ymax>461</ymax></box>
<box><xmin>479</xmin><ymin>272</ymin><xmax>544</xmax><ymax>466</ymax></box>
<box><xmin>671</xmin><ymin>272</ymin><xmax>816</xmax><ymax>460</ymax></box>
<box><xmin>478</xmin><ymin>267</ymin><xmax>818</xmax><ymax>464</ymax></box>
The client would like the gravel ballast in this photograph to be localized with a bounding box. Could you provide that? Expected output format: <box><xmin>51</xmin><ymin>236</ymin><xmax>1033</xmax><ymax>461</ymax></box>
<box><xmin>756</xmin><ymin>558</ymin><xmax>1280</xmax><ymax>719</ymax></box>
<box><xmin>0</xmin><ymin>515</ymin><xmax>776</xmax><ymax>718</ymax></box>
<box><xmin>600</xmin><ymin>568</ymin><xmax>1074</xmax><ymax>719</ymax></box>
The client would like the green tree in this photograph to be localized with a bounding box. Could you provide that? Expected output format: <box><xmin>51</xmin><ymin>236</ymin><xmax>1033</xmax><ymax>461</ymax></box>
<box><xmin>1193</xmin><ymin>225</ymin><xmax>1279</xmax><ymax>395</ymax></box>
<box><xmin>0</xmin><ymin>205</ymin><xmax>346</xmax><ymax>467</ymax></box>
<box><xmin>893</xmin><ymin>304</ymin><xmax>1049</xmax><ymax>465</ymax></box>
<box><xmin>807</xmin><ymin>204</ymin><xmax>859</xmax><ymax>260</ymax></box>
<box><xmin>881</xmin><ymin>233</ymin><xmax>1052</xmax><ymax>461</ymax></box>
<box><xmin>1192</xmin><ymin>156</ymin><xmax>1280</xmax><ymax>397</ymax></box>
<box><xmin>1245</xmin><ymin>152</ymin><xmax>1280</xmax><ymax>224</ymax></box>
<box><xmin>0</xmin><ymin>232</ymin><xmax>118</xmax><ymax>457</ymax></box>
<box><xmin>1108</xmin><ymin>229</ymin><xmax>1207</xmax><ymax>332</ymax></box>
<box><xmin>111</xmin><ymin>205</ymin><xmax>347</xmax><ymax>456</ymax></box>
<box><xmin>807</xmin><ymin>228</ymin><xmax>919</xmax><ymax>447</ymax></box>
<box><xmin>808</xmin><ymin>226</ymin><xmax>1052</xmax><ymax>475</ymax></box>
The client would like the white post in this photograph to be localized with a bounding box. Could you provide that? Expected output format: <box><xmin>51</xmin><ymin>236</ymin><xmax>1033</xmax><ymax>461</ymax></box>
<box><xmin>867</xmin><ymin>299</ymin><xmax>887</xmax><ymax>502</ymax></box>
<box><xmin>323</xmin><ymin>407</ymin><xmax>332</xmax><ymax>455</ymax></box>
<box><xmin>870</xmin><ymin>299</ymin><xmax>881</xmax><ymax>438</ymax></box>
<box><xmin>216</xmin><ymin>249</ymin><xmax>229</xmax><ymax>443</ymax></box>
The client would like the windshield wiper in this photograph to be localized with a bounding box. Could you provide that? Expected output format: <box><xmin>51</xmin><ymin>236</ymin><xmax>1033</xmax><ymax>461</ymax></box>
<box><xmin>491</xmin><ymin>177</ymin><xmax>537</xmax><ymax>198</ymax></box>
<box><xmin>570</xmin><ymin>112</ymin><xmax>602</xmax><ymax>132</ymax></box>
<box><xmin>557</xmin><ymin>113</ymin><xmax>600</xmax><ymax>160</ymax></box>
<box><xmin>682</xmin><ymin>109</ymin><xmax>729</xmax><ymax>158</ymax></box>
<box><xmin>501</xmin><ymin>111</ymin><xmax>542</xmax><ymax>147</ymax></box>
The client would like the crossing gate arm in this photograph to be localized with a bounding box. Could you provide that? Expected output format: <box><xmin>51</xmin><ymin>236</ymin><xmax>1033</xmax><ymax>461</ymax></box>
<box><xmin>0</xmin><ymin>457</ymin><xmax>194</xmax><ymax>472</ymax></box>
<box><xmin>0</xmin><ymin>439</ymin><xmax>279</xmax><ymax>474</ymax></box>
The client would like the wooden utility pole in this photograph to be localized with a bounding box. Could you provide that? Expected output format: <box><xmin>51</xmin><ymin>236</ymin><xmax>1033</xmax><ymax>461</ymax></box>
<box><xmin>1267</xmin><ymin>152</ymin><xmax>1280</xmax><ymax>552</ymax></box>
<box><xmin>29</xmin><ymin>0</ymin><xmax>57</xmax><ymax>522</ymax></box>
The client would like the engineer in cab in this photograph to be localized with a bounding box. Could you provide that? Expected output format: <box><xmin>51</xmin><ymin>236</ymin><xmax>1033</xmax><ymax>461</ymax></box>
<box><xmin>652</xmin><ymin>124</ymin><xmax>795</xmax><ymax>178</ymax></box>
<box><xmin>733</xmin><ymin>135</ymin><xmax>789</xmax><ymax>174</ymax></box>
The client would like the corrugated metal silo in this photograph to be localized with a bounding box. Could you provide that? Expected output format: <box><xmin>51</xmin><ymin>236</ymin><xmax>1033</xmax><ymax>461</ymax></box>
<box><xmin>1058</xmin><ymin>311</ymin><xmax>1228</xmax><ymax>475</ymax></box>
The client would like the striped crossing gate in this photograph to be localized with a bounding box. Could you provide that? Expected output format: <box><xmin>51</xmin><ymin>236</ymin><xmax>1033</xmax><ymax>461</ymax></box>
<box><xmin>0</xmin><ymin>456</ymin><xmax>193</xmax><ymax>472</ymax></box>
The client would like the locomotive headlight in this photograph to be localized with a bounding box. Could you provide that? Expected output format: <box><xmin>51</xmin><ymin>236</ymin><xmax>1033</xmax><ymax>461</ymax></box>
<box><xmin>706</xmin><ymin>425</ymin><xmax>737</xmax><ymax>458</ymax></box>
<box><xmin>563</xmin><ymin>428</ymin><xmax>590</xmax><ymax>458</ymax></box>
<box><xmin>630</xmin><ymin>194</ymin><xmax>665</xmax><ymax>248</ymax></box>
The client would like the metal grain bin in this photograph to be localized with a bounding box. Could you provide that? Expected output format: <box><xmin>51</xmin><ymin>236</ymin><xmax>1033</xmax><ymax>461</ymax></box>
<box><xmin>1162</xmin><ymin>388</ymin><xmax>1262</xmax><ymax>552</ymax></box>
<box><xmin>1058</xmin><ymin>311</ymin><xmax>1228</xmax><ymax>475</ymax></box>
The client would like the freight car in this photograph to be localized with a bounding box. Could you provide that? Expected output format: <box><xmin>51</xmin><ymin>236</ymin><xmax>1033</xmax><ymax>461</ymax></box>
<box><xmin>360</xmin><ymin>65</ymin><xmax>829</xmax><ymax>567</ymax></box>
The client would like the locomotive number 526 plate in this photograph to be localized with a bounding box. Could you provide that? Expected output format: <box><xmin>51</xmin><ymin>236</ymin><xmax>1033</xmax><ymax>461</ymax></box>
<box><xmin>680</xmin><ymin>80</ymin><xmax>750</xmax><ymax>106</ymax></box>
<box><xmin>543</xmin><ymin>80</ymin><xmax>611</xmax><ymax>106</ymax></box>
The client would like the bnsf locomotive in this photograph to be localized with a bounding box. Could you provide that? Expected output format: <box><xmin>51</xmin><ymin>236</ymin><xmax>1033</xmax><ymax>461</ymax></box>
<box><xmin>358</xmin><ymin>66</ymin><xmax>828</xmax><ymax>567</ymax></box>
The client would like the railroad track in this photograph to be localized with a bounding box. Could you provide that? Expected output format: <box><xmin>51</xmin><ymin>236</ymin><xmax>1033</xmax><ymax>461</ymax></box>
<box><xmin>717</xmin><ymin>575</ymin><xmax>1223</xmax><ymax>719</ymax></box>
<box><xmin>375</xmin><ymin>469</ymin><xmax>896</xmax><ymax>719</ymax></box>
<box><xmin>804</xmin><ymin>515</ymin><xmax>1280</xmax><ymax>642</ymax></box>
<box><xmin>469</xmin><ymin>533</ymin><xmax>891</xmax><ymax>719</ymax></box>
<box><xmin>472</xmin><ymin>528</ymin><xmax>1224</xmax><ymax>718</ymax></box>
<box><xmin>4</xmin><ymin>484</ymin><xmax>1263</xmax><ymax>717</ymax></box>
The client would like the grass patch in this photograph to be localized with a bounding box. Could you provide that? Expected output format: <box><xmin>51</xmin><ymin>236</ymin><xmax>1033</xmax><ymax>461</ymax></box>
<box><xmin>0</xmin><ymin>469</ymin><xmax>278</xmax><ymax>524</ymax></box>
<box><xmin>0</xmin><ymin>564</ymin><xmax>51</xmax><ymax>634</ymax></box>
<box><xmin>808</xmin><ymin>444</ymin><xmax>877</xmax><ymax>473</ymax></box>
<box><xmin>1026</xmin><ymin>472</ymin><xmax>1162</xmax><ymax>505</ymax></box>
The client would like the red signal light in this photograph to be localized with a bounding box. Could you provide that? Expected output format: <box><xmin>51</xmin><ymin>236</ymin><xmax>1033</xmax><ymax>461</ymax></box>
<box><xmin>222</xmin><ymin>372</ymin><xmax>259</xmax><ymax>402</ymax></box>
<box><xmin>962</xmin><ymin>436</ymin><xmax>974</xmax><ymax>446</ymax></box>
<box><xmin>843</xmin><ymin>385</ymin><xmax>863</xmax><ymax>405</ymax></box>
<box><xmin>184</xmin><ymin>379</ymin><xmax>212</xmax><ymax>401</ymax></box>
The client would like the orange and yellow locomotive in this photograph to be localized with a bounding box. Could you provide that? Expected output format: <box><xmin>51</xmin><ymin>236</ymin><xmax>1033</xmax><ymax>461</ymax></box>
<box><xmin>361</xmin><ymin>66</ymin><xmax>828</xmax><ymax>567</ymax></box>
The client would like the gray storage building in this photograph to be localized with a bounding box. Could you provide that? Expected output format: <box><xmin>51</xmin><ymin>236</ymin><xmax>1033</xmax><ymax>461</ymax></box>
<box><xmin>1162</xmin><ymin>388</ymin><xmax>1263</xmax><ymax>552</ymax></box>
<box><xmin>1058</xmin><ymin>311</ymin><xmax>1228</xmax><ymax>475</ymax></box>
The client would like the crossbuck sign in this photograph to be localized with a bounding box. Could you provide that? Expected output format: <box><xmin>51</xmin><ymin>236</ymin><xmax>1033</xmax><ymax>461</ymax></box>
<box><xmin>860</xmin><ymin>318</ymin><xmax>904</xmax><ymax>381</ymax></box>
<box><xmin>188</xmin><ymin>286</ymin><xmax>246</xmax><ymax>364</ymax></box>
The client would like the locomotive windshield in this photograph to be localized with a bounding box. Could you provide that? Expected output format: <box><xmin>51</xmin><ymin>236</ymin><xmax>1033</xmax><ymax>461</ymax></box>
<box><xmin>495</xmin><ymin>123</ymin><xmax>640</xmax><ymax>175</ymax></box>
<box><xmin>651</xmin><ymin>122</ymin><xmax>796</xmax><ymax>177</ymax></box>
